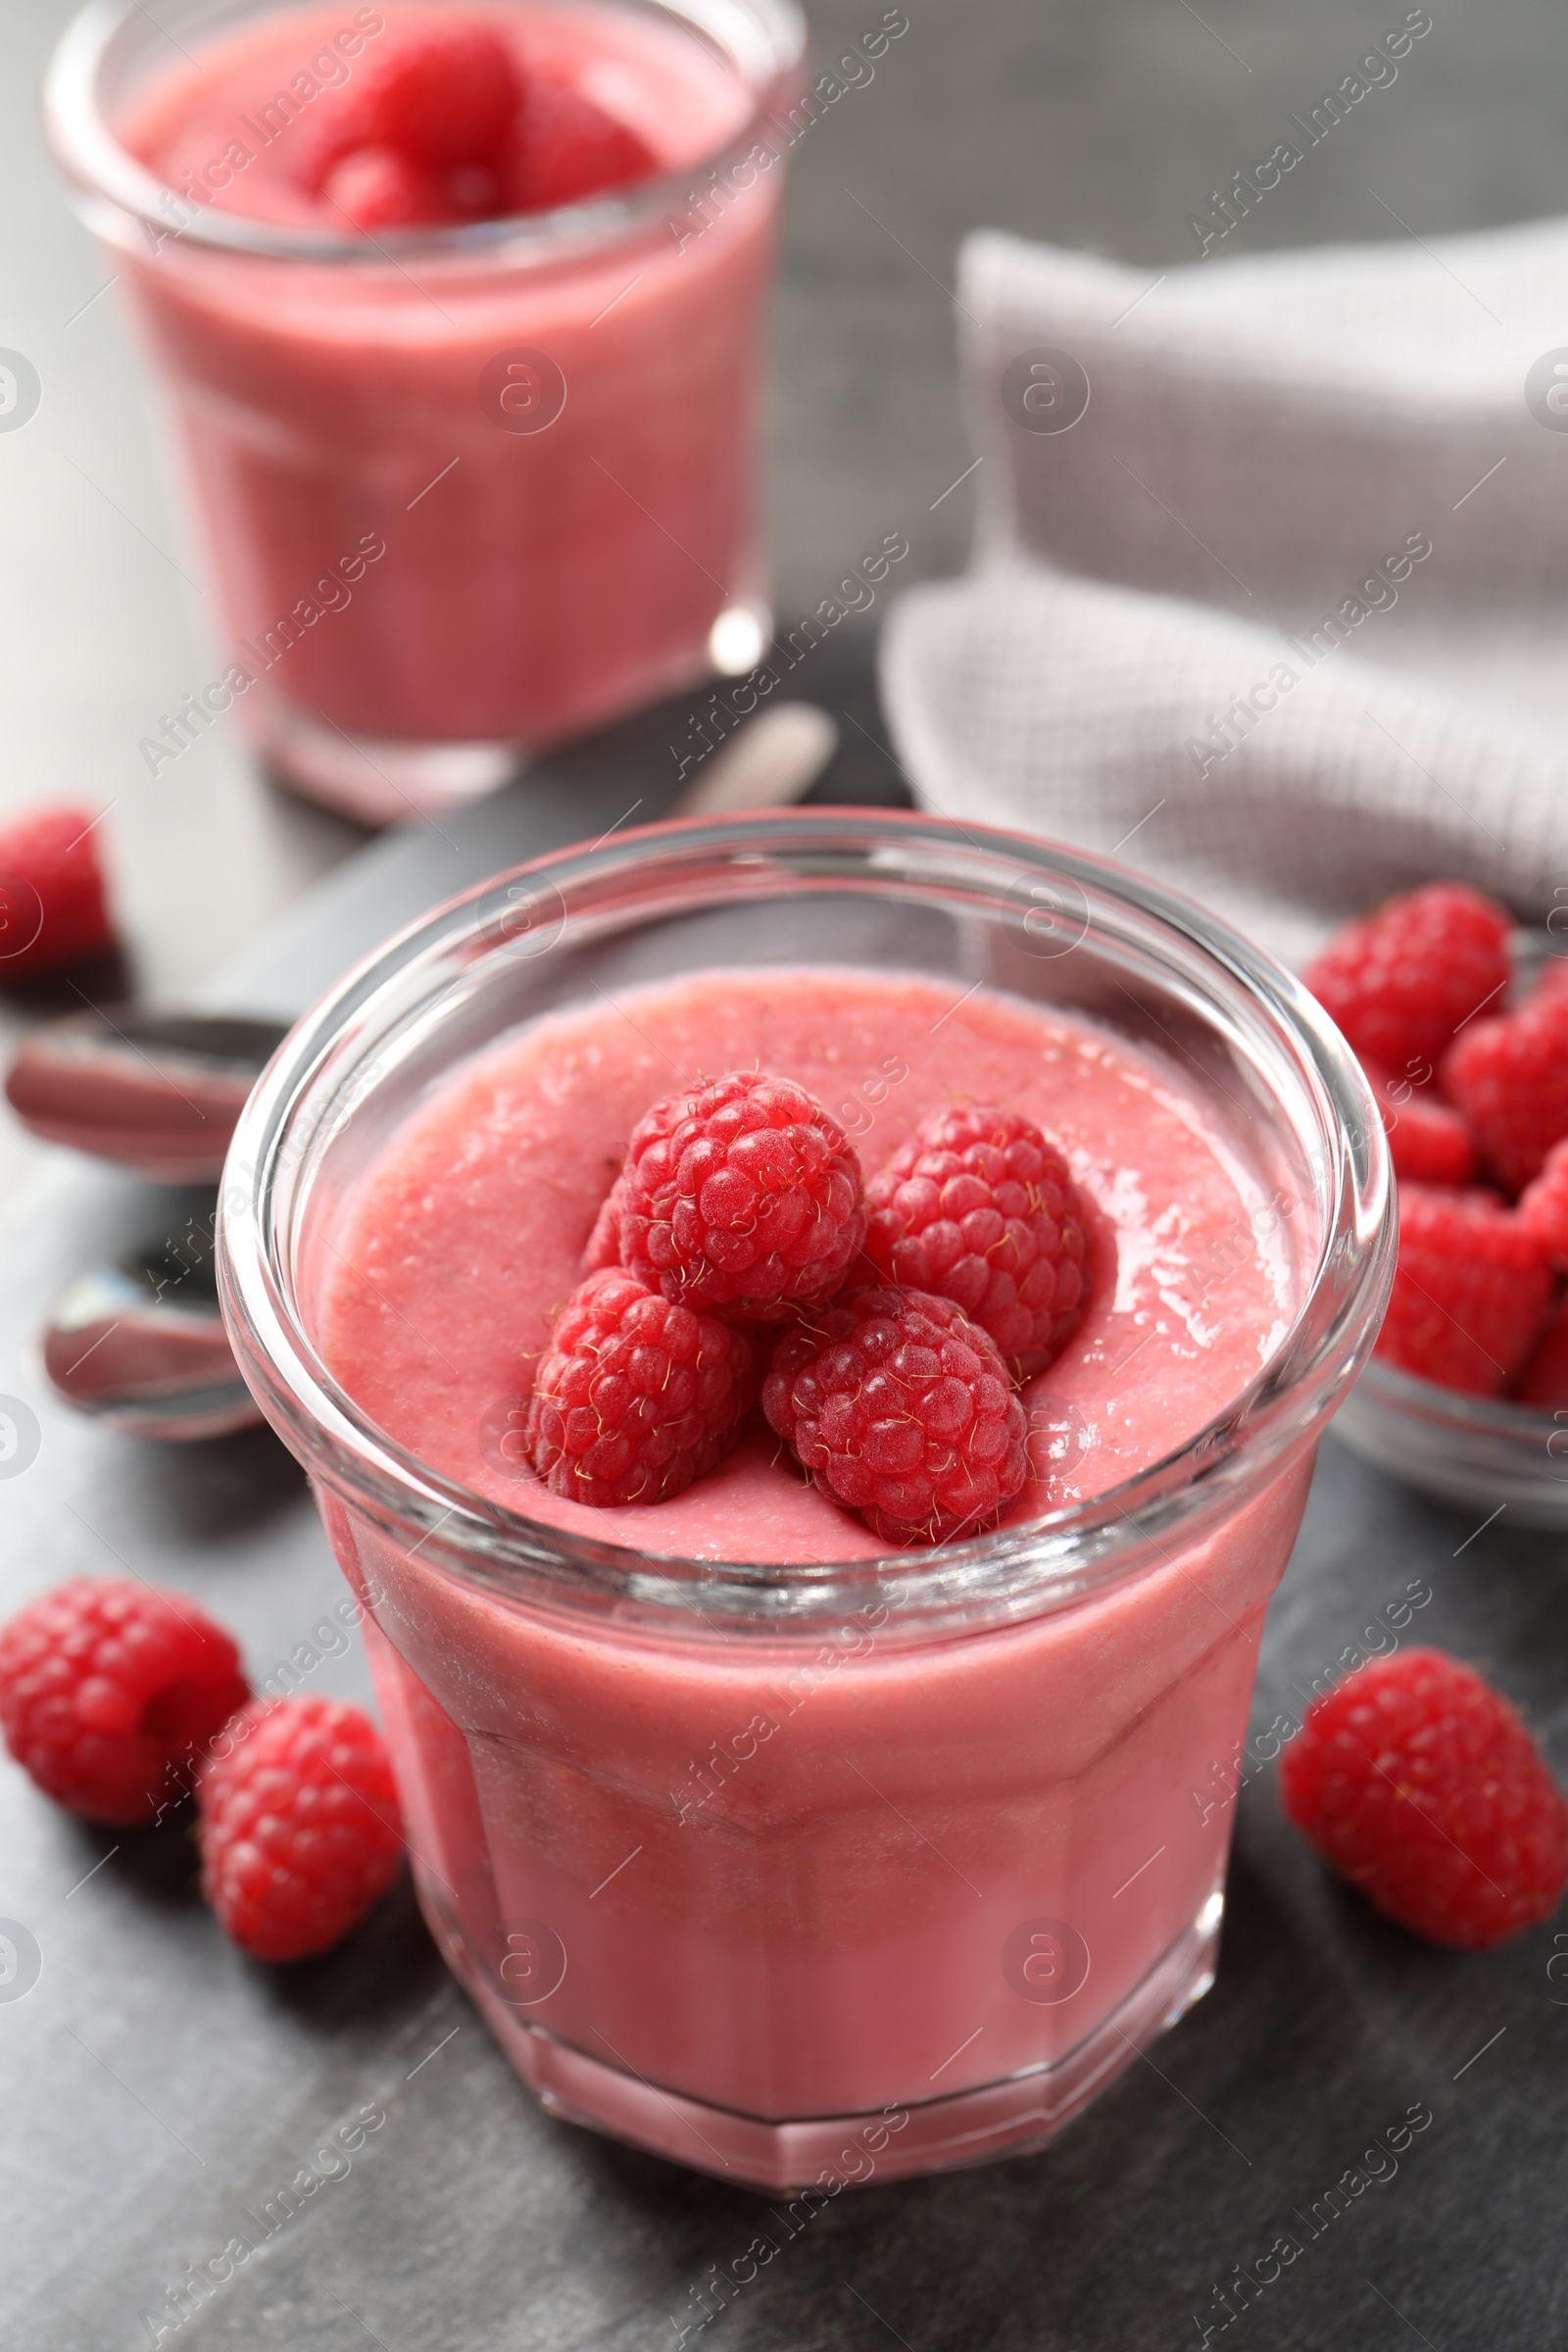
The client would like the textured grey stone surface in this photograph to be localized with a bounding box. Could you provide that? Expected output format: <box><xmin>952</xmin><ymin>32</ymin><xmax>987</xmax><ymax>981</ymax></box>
<box><xmin>5</xmin><ymin>0</ymin><xmax>1568</xmax><ymax>2342</ymax></box>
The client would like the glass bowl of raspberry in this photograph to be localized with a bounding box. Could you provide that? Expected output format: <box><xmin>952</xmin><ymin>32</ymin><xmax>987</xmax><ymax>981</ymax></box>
<box><xmin>217</xmin><ymin>808</ymin><xmax>1393</xmax><ymax>2188</ymax></box>
<box><xmin>1299</xmin><ymin>885</ymin><xmax>1568</xmax><ymax>1526</ymax></box>
<box><xmin>46</xmin><ymin>0</ymin><xmax>806</xmax><ymax>820</ymax></box>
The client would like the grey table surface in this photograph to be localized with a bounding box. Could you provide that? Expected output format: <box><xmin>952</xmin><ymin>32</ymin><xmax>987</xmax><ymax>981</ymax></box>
<box><xmin>5</xmin><ymin>0</ymin><xmax>1568</xmax><ymax>2344</ymax></box>
<box><xmin>2</xmin><ymin>667</ymin><xmax>1567</xmax><ymax>2352</ymax></box>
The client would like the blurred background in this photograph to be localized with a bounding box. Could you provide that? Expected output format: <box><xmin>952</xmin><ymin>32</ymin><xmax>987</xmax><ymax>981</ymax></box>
<box><xmin>4</xmin><ymin>0</ymin><xmax>1563</xmax><ymax>1217</ymax></box>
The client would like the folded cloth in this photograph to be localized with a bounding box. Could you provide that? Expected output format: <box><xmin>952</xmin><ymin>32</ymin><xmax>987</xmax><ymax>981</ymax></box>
<box><xmin>881</xmin><ymin>218</ymin><xmax>1568</xmax><ymax>965</ymax></box>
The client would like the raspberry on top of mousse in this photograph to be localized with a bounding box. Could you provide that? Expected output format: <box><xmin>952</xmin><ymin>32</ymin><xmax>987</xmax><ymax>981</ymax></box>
<box><xmin>526</xmin><ymin>1266</ymin><xmax>758</xmax><ymax>1508</ymax></box>
<box><xmin>533</xmin><ymin>1068</ymin><xmax>1086</xmax><ymax>1548</ymax></box>
<box><xmin>763</xmin><ymin>1286</ymin><xmax>1030</xmax><ymax>1550</ymax></box>
<box><xmin>618</xmin><ymin>1069</ymin><xmax>867</xmax><ymax>1321</ymax></box>
<box><xmin>861</xmin><ymin>1101</ymin><xmax>1089</xmax><ymax>1378</ymax></box>
<box><xmin>303</xmin><ymin>20</ymin><xmax>657</xmax><ymax>228</ymax></box>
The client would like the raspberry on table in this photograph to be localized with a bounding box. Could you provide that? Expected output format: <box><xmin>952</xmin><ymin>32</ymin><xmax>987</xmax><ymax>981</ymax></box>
<box><xmin>1280</xmin><ymin>1648</ymin><xmax>1568</xmax><ymax>1949</ymax></box>
<box><xmin>763</xmin><ymin>1285</ymin><xmax>1028</xmax><ymax>1548</ymax></box>
<box><xmin>862</xmin><ymin>1103</ymin><xmax>1089</xmax><ymax>1376</ymax></box>
<box><xmin>0</xmin><ymin>803</ymin><xmax>115</xmax><ymax>981</ymax></box>
<box><xmin>619</xmin><ymin>1070</ymin><xmax>865</xmax><ymax>1320</ymax></box>
<box><xmin>197</xmin><ymin>1696</ymin><xmax>404</xmax><ymax>1963</ymax></box>
<box><xmin>508</xmin><ymin>73</ymin><xmax>658</xmax><ymax>212</ymax></box>
<box><xmin>0</xmin><ymin>1578</ymin><xmax>249</xmax><ymax>1826</ymax></box>
<box><xmin>1361</xmin><ymin>1057</ymin><xmax>1477</xmax><ymax>1186</ymax></box>
<box><xmin>1374</xmin><ymin>1183</ymin><xmax>1552</xmax><ymax>1395</ymax></box>
<box><xmin>1443</xmin><ymin>990</ymin><xmax>1568</xmax><ymax>1195</ymax></box>
<box><xmin>526</xmin><ymin>1266</ymin><xmax>757</xmax><ymax>1508</ymax></box>
<box><xmin>1302</xmin><ymin>883</ymin><xmax>1511</xmax><ymax>1069</ymax></box>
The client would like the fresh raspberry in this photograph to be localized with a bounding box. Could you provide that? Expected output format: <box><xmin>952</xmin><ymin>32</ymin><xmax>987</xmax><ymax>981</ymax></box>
<box><xmin>197</xmin><ymin>1696</ymin><xmax>403</xmax><ymax>1962</ymax></box>
<box><xmin>1361</xmin><ymin>1058</ymin><xmax>1477</xmax><ymax>1185</ymax></box>
<box><xmin>1302</xmin><ymin>884</ymin><xmax>1511</xmax><ymax>1069</ymax></box>
<box><xmin>526</xmin><ymin>1266</ymin><xmax>757</xmax><ymax>1507</ymax></box>
<box><xmin>1374</xmin><ymin>1183</ymin><xmax>1552</xmax><ymax>1395</ymax></box>
<box><xmin>318</xmin><ymin>24</ymin><xmax>520</xmax><ymax>172</ymax></box>
<box><xmin>1444</xmin><ymin>990</ymin><xmax>1568</xmax><ymax>1194</ymax></box>
<box><xmin>508</xmin><ymin>73</ymin><xmax>657</xmax><ymax>212</ymax></box>
<box><xmin>763</xmin><ymin>1286</ymin><xmax>1028</xmax><ymax>1548</ymax></box>
<box><xmin>0</xmin><ymin>804</ymin><xmax>115</xmax><ymax>981</ymax></box>
<box><xmin>1281</xmin><ymin>1648</ymin><xmax>1568</xmax><ymax>1949</ymax></box>
<box><xmin>1518</xmin><ymin>1138</ymin><xmax>1568</xmax><ymax>1267</ymax></box>
<box><xmin>619</xmin><ymin>1070</ymin><xmax>865</xmax><ymax>1320</ymax></box>
<box><xmin>0</xmin><ymin>1578</ymin><xmax>248</xmax><ymax>1826</ymax></box>
<box><xmin>321</xmin><ymin>144</ymin><xmax>457</xmax><ymax>228</ymax></box>
<box><xmin>1514</xmin><ymin>1294</ymin><xmax>1568</xmax><ymax>1407</ymax></box>
<box><xmin>861</xmin><ymin>1103</ymin><xmax>1089</xmax><ymax>1377</ymax></box>
<box><xmin>582</xmin><ymin>1173</ymin><xmax>627</xmax><ymax>1272</ymax></box>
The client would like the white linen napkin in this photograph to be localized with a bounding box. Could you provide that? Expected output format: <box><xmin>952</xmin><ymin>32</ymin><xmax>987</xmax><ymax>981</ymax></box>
<box><xmin>880</xmin><ymin>216</ymin><xmax>1568</xmax><ymax>966</ymax></box>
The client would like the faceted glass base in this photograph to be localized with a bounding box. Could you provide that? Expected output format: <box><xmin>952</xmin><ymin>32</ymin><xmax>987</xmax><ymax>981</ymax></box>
<box><xmin>239</xmin><ymin>600</ymin><xmax>774</xmax><ymax>828</ymax></box>
<box><xmin>245</xmin><ymin>689</ymin><xmax>524</xmax><ymax>827</ymax></box>
<box><xmin>421</xmin><ymin>1874</ymin><xmax>1224</xmax><ymax>2194</ymax></box>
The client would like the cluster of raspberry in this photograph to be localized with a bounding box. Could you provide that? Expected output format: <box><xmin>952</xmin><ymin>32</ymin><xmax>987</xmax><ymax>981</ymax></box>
<box><xmin>1304</xmin><ymin>883</ymin><xmax>1568</xmax><ymax>1401</ymax></box>
<box><xmin>293</xmin><ymin>23</ymin><xmax>656</xmax><ymax>229</ymax></box>
<box><xmin>523</xmin><ymin>1071</ymin><xmax>1091</xmax><ymax>1548</ymax></box>
<box><xmin>0</xmin><ymin>1579</ymin><xmax>402</xmax><ymax>1962</ymax></box>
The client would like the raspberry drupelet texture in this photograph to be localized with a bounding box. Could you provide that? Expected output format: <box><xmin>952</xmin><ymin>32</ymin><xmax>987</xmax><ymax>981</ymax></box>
<box><xmin>0</xmin><ymin>1578</ymin><xmax>249</xmax><ymax>1826</ymax></box>
<box><xmin>862</xmin><ymin>1102</ymin><xmax>1089</xmax><ymax>1376</ymax></box>
<box><xmin>1374</xmin><ymin>1183</ymin><xmax>1552</xmax><ymax>1395</ymax></box>
<box><xmin>619</xmin><ymin>1070</ymin><xmax>866</xmax><ymax>1320</ymax></box>
<box><xmin>1280</xmin><ymin>1648</ymin><xmax>1568</xmax><ymax>1949</ymax></box>
<box><xmin>1302</xmin><ymin>883</ymin><xmax>1511</xmax><ymax>1069</ymax></box>
<box><xmin>526</xmin><ymin>1266</ymin><xmax>757</xmax><ymax>1507</ymax></box>
<box><xmin>1443</xmin><ymin>990</ymin><xmax>1568</xmax><ymax>1195</ymax></box>
<box><xmin>198</xmin><ymin>1697</ymin><xmax>404</xmax><ymax>1962</ymax></box>
<box><xmin>763</xmin><ymin>1285</ymin><xmax>1028</xmax><ymax>1548</ymax></box>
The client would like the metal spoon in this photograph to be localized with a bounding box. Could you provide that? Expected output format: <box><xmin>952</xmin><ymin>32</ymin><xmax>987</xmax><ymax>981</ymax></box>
<box><xmin>31</xmin><ymin>702</ymin><xmax>840</xmax><ymax>1438</ymax></box>
<box><xmin>42</xmin><ymin>1201</ymin><xmax>261</xmax><ymax>1440</ymax></box>
<box><xmin>6</xmin><ymin>1010</ymin><xmax>286</xmax><ymax>1181</ymax></box>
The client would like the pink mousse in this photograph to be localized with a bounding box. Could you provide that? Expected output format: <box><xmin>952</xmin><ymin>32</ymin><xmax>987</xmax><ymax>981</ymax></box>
<box><xmin>318</xmin><ymin>966</ymin><xmax>1296</xmax><ymax>1556</ymax></box>
<box><xmin>309</xmin><ymin>965</ymin><xmax>1310</xmax><ymax>2146</ymax></box>
<box><xmin>115</xmin><ymin>4</ymin><xmax>770</xmax><ymax>751</ymax></box>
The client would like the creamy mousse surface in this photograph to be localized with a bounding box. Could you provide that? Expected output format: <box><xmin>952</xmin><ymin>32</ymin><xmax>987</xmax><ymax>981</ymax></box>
<box><xmin>122</xmin><ymin>1</ymin><xmax>749</xmax><ymax>229</ymax></box>
<box><xmin>315</xmin><ymin>966</ymin><xmax>1298</xmax><ymax>1561</ymax></box>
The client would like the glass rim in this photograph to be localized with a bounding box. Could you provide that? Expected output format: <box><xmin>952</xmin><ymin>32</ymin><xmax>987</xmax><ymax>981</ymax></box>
<box><xmin>45</xmin><ymin>0</ymin><xmax>807</xmax><ymax>268</ymax></box>
<box><xmin>216</xmin><ymin>808</ymin><xmax>1395</xmax><ymax>1631</ymax></box>
<box><xmin>1356</xmin><ymin>1351</ymin><xmax>1562</xmax><ymax>1436</ymax></box>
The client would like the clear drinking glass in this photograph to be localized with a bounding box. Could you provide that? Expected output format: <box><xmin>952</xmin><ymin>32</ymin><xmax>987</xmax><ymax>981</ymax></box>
<box><xmin>46</xmin><ymin>0</ymin><xmax>805</xmax><ymax>821</ymax></box>
<box><xmin>218</xmin><ymin>811</ymin><xmax>1392</xmax><ymax>2190</ymax></box>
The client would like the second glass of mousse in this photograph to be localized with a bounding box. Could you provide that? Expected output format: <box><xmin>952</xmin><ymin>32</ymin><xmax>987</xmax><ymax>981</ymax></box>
<box><xmin>47</xmin><ymin>0</ymin><xmax>807</xmax><ymax>817</ymax></box>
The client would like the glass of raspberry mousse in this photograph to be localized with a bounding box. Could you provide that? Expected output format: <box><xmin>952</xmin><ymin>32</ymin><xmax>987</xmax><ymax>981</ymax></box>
<box><xmin>218</xmin><ymin>811</ymin><xmax>1393</xmax><ymax>2190</ymax></box>
<box><xmin>47</xmin><ymin>0</ymin><xmax>806</xmax><ymax>820</ymax></box>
